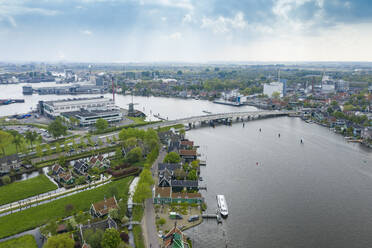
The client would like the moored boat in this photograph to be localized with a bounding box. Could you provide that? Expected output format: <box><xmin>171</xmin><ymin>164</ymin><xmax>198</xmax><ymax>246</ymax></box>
<box><xmin>217</xmin><ymin>195</ymin><xmax>228</xmax><ymax>217</ymax></box>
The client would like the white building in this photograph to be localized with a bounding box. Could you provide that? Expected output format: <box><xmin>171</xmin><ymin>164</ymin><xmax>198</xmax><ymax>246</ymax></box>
<box><xmin>41</xmin><ymin>97</ymin><xmax>116</xmax><ymax>118</ymax></box>
<box><xmin>321</xmin><ymin>84</ymin><xmax>335</xmax><ymax>94</ymax></box>
<box><xmin>263</xmin><ymin>82</ymin><xmax>284</xmax><ymax>98</ymax></box>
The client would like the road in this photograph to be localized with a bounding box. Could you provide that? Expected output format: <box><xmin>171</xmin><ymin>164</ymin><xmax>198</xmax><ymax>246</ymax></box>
<box><xmin>142</xmin><ymin>149</ymin><xmax>166</xmax><ymax>248</ymax></box>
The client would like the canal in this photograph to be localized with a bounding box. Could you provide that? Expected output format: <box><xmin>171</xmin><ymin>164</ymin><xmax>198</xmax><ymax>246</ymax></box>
<box><xmin>185</xmin><ymin>116</ymin><xmax>372</xmax><ymax>248</ymax></box>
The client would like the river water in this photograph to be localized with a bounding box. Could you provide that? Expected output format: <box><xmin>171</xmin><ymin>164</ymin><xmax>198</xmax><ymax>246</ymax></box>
<box><xmin>185</xmin><ymin>117</ymin><xmax>372</xmax><ymax>248</ymax></box>
<box><xmin>0</xmin><ymin>82</ymin><xmax>256</xmax><ymax>120</ymax></box>
<box><xmin>1</xmin><ymin>83</ymin><xmax>372</xmax><ymax>247</ymax></box>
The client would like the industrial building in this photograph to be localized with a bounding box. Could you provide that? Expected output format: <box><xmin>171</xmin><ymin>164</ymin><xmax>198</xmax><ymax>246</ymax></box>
<box><xmin>61</xmin><ymin>109</ymin><xmax>123</xmax><ymax>126</ymax></box>
<box><xmin>264</xmin><ymin>82</ymin><xmax>284</xmax><ymax>98</ymax></box>
<box><xmin>39</xmin><ymin>96</ymin><xmax>117</xmax><ymax>118</ymax></box>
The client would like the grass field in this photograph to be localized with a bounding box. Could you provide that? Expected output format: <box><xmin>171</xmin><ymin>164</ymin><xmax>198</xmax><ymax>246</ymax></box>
<box><xmin>0</xmin><ymin>175</ymin><xmax>58</xmax><ymax>206</ymax></box>
<box><xmin>0</xmin><ymin>235</ymin><xmax>37</xmax><ymax>248</ymax></box>
<box><xmin>127</xmin><ymin>117</ymin><xmax>147</xmax><ymax>125</ymax></box>
<box><xmin>0</xmin><ymin>177</ymin><xmax>133</xmax><ymax>239</ymax></box>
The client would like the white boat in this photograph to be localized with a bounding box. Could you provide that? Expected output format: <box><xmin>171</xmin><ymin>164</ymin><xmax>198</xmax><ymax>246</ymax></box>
<box><xmin>217</xmin><ymin>195</ymin><xmax>228</xmax><ymax>217</ymax></box>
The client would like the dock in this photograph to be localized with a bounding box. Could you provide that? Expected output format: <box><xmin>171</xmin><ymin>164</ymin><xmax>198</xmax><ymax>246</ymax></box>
<box><xmin>199</xmin><ymin>160</ymin><xmax>206</xmax><ymax>166</ymax></box>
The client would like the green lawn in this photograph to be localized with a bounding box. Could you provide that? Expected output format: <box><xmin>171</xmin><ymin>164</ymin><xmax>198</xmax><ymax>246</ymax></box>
<box><xmin>0</xmin><ymin>175</ymin><xmax>58</xmax><ymax>206</ymax></box>
<box><xmin>0</xmin><ymin>177</ymin><xmax>133</xmax><ymax>239</ymax></box>
<box><xmin>127</xmin><ymin>117</ymin><xmax>147</xmax><ymax>125</ymax></box>
<box><xmin>0</xmin><ymin>235</ymin><xmax>37</xmax><ymax>248</ymax></box>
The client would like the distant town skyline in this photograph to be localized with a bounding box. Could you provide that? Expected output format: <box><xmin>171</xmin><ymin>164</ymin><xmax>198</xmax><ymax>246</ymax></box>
<box><xmin>1</xmin><ymin>0</ymin><xmax>372</xmax><ymax>62</ymax></box>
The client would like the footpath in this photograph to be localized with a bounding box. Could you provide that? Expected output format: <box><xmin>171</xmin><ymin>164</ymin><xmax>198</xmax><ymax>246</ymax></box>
<box><xmin>141</xmin><ymin>149</ymin><xmax>166</xmax><ymax>248</ymax></box>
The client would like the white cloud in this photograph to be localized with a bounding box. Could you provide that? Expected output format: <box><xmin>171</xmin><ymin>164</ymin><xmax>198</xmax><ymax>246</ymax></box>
<box><xmin>271</xmin><ymin>0</ymin><xmax>325</xmax><ymax>33</ymax></box>
<box><xmin>161</xmin><ymin>16</ymin><xmax>167</xmax><ymax>21</ymax></box>
<box><xmin>138</xmin><ymin>0</ymin><xmax>193</xmax><ymax>10</ymax></box>
<box><xmin>81</xmin><ymin>30</ymin><xmax>92</xmax><ymax>35</ymax></box>
<box><xmin>201</xmin><ymin>12</ymin><xmax>247</xmax><ymax>34</ymax></box>
<box><xmin>168</xmin><ymin>32</ymin><xmax>182</xmax><ymax>40</ymax></box>
<box><xmin>182</xmin><ymin>13</ymin><xmax>193</xmax><ymax>23</ymax></box>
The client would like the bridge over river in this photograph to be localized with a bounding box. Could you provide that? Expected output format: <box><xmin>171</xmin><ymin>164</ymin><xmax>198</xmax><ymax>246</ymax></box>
<box><xmin>146</xmin><ymin>110</ymin><xmax>297</xmax><ymax>129</ymax></box>
<box><xmin>97</xmin><ymin>110</ymin><xmax>297</xmax><ymax>141</ymax></box>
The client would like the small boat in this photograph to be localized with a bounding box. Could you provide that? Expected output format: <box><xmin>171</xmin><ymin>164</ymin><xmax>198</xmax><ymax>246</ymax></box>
<box><xmin>217</xmin><ymin>195</ymin><xmax>228</xmax><ymax>217</ymax></box>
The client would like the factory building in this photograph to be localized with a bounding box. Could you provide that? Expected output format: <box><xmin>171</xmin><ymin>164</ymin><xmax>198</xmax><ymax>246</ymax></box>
<box><xmin>39</xmin><ymin>96</ymin><xmax>117</xmax><ymax>118</ymax></box>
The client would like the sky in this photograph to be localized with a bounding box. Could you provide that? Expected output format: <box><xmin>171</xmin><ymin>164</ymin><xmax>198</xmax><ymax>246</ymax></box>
<box><xmin>0</xmin><ymin>0</ymin><xmax>372</xmax><ymax>62</ymax></box>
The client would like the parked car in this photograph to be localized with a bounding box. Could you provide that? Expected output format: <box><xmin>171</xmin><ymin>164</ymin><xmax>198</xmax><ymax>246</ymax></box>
<box><xmin>169</xmin><ymin>212</ymin><xmax>183</xmax><ymax>220</ymax></box>
<box><xmin>188</xmin><ymin>215</ymin><xmax>200</xmax><ymax>222</ymax></box>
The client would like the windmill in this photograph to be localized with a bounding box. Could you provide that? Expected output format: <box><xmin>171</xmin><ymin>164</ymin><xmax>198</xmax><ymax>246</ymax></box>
<box><xmin>127</xmin><ymin>93</ymin><xmax>139</xmax><ymax>117</ymax></box>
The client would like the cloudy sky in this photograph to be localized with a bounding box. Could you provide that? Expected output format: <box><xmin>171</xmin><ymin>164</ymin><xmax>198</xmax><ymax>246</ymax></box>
<box><xmin>1</xmin><ymin>0</ymin><xmax>372</xmax><ymax>62</ymax></box>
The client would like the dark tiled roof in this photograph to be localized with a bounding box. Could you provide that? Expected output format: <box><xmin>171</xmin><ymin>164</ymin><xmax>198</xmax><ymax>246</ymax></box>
<box><xmin>158</xmin><ymin>163</ymin><xmax>181</xmax><ymax>172</ymax></box>
<box><xmin>171</xmin><ymin>180</ymin><xmax>198</xmax><ymax>187</ymax></box>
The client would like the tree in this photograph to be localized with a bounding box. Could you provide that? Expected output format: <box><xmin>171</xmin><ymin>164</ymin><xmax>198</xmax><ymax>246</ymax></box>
<box><xmin>138</xmin><ymin>169</ymin><xmax>154</xmax><ymax>185</ymax></box>
<box><xmin>45</xmin><ymin>144</ymin><xmax>52</xmax><ymax>156</ymax></box>
<box><xmin>120</xmin><ymin>232</ymin><xmax>129</xmax><ymax>244</ymax></box>
<box><xmin>109</xmin><ymin>208</ymin><xmax>119</xmax><ymax>220</ymax></box>
<box><xmin>85</xmin><ymin>229</ymin><xmax>104</xmax><ymax>248</ymax></box>
<box><xmin>156</xmin><ymin>218</ymin><xmax>166</xmax><ymax>226</ymax></box>
<box><xmin>133</xmin><ymin>183</ymin><xmax>152</xmax><ymax>203</ymax></box>
<box><xmin>101</xmin><ymin>228</ymin><xmax>121</xmax><ymax>248</ymax></box>
<box><xmin>1</xmin><ymin>175</ymin><xmax>11</xmax><ymax>185</ymax></box>
<box><xmin>98</xmin><ymin>139</ymin><xmax>103</xmax><ymax>147</ymax></box>
<box><xmin>36</xmin><ymin>144</ymin><xmax>43</xmax><ymax>158</ymax></box>
<box><xmin>55</xmin><ymin>143</ymin><xmax>62</xmax><ymax>153</ymax></box>
<box><xmin>48</xmin><ymin>119</ymin><xmax>67</xmax><ymax>138</ymax></box>
<box><xmin>115</xmin><ymin>147</ymin><xmax>123</xmax><ymax>160</ymax></box>
<box><xmin>0</xmin><ymin>130</ymin><xmax>12</xmax><ymax>155</ymax></box>
<box><xmin>163</xmin><ymin>152</ymin><xmax>181</xmax><ymax>163</ymax></box>
<box><xmin>76</xmin><ymin>176</ymin><xmax>86</xmax><ymax>185</ymax></box>
<box><xmin>44</xmin><ymin>233</ymin><xmax>74</xmax><ymax>248</ymax></box>
<box><xmin>187</xmin><ymin>169</ymin><xmax>198</xmax><ymax>180</ymax></box>
<box><xmin>126</xmin><ymin>147</ymin><xmax>142</xmax><ymax>163</ymax></box>
<box><xmin>191</xmin><ymin>160</ymin><xmax>199</xmax><ymax>169</ymax></box>
<box><xmin>59</xmin><ymin>156</ymin><xmax>66</xmax><ymax>167</ymax></box>
<box><xmin>271</xmin><ymin>91</ymin><xmax>281</xmax><ymax>99</ymax></box>
<box><xmin>174</xmin><ymin>168</ymin><xmax>187</xmax><ymax>180</ymax></box>
<box><xmin>25</xmin><ymin>130</ymin><xmax>38</xmax><ymax>148</ymax></box>
<box><xmin>96</xmin><ymin>118</ymin><xmax>108</xmax><ymax>132</ymax></box>
<box><xmin>124</xmin><ymin>137</ymin><xmax>137</xmax><ymax>148</ymax></box>
<box><xmin>12</xmin><ymin>134</ymin><xmax>23</xmax><ymax>153</ymax></box>
<box><xmin>64</xmin><ymin>141</ymin><xmax>70</xmax><ymax>153</ymax></box>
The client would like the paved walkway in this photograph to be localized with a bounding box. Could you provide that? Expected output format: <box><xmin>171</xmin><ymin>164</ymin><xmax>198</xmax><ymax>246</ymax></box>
<box><xmin>142</xmin><ymin>149</ymin><xmax>166</xmax><ymax>248</ymax></box>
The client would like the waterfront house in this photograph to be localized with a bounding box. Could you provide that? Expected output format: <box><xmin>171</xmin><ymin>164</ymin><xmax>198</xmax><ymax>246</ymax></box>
<box><xmin>158</xmin><ymin>163</ymin><xmax>181</xmax><ymax>174</ymax></box>
<box><xmin>58</xmin><ymin>171</ymin><xmax>74</xmax><ymax>185</ymax></box>
<box><xmin>90</xmin><ymin>196</ymin><xmax>119</xmax><ymax>218</ymax></box>
<box><xmin>178</xmin><ymin>149</ymin><xmax>197</xmax><ymax>163</ymax></box>
<box><xmin>159</xmin><ymin>175</ymin><xmax>172</xmax><ymax>187</ymax></box>
<box><xmin>79</xmin><ymin>217</ymin><xmax>117</xmax><ymax>246</ymax></box>
<box><xmin>89</xmin><ymin>155</ymin><xmax>110</xmax><ymax>169</ymax></box>
<box><xmin>162</xmin><ymin>224</ymin><xmax>190</xmax><ymax>248</ymax></box>
<box><xmin>171</xmin><ymin>180</ymin><xmax>198</xmax><ymax>192</ymax></box>
<box><xmin>180</xmin><ymin>140</ymin><xmax>194</xmax><ymax>149</ymax></box>
<box><xmin>52</xmin><ymin>164</ymin><xmax>65</xmax><ymax>175</ymax></box>
<box><xmin>153</xmin><ymin>186</ymin><xmax>203</xmax><ymax>205</ymax></box>
<box><xmin>74</xmin><ymin>160</ymin><xmax>89</xmax><ymax>174</ymax></box>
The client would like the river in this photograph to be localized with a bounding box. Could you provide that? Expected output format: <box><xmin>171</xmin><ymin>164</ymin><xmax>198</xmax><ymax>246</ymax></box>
<box><xmin>185</xmin><ymin>117</ymin><xmax>372</xmax><ymax>248</ymax></box>
<box><xmin>0</xmin><ymin>82</ymin><xmax>256</xmax><ymax>120</ymax></box>
<box><xmin>1</xmin><ymin>83</ymin><xmax>372</xmax><ymax>247</ymax></box>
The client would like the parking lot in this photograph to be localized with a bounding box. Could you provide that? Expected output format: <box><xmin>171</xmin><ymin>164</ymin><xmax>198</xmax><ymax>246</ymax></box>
<box><xmin>2</xmin><ymin>125</ymin><xmax>54</xmax><ymax>142</ymax></box>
